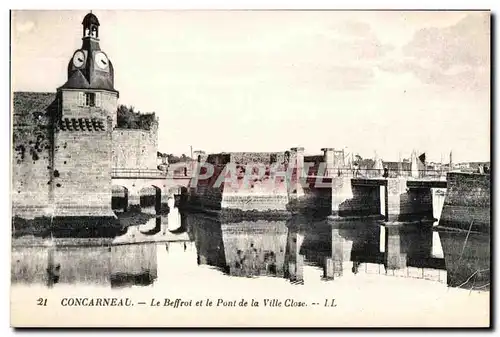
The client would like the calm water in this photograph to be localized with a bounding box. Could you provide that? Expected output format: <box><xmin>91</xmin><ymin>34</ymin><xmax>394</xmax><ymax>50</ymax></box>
<box><xmin>11</xmin><ymin>211</ymin><xmax>490</xmax><ymax>291</ymax></box>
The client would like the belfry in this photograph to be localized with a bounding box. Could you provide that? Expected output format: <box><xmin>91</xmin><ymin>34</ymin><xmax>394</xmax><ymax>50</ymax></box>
<box><xmin>52</xmin><ymin>12</ymin><xmax>118</xmax><ymax>218</ymax></box>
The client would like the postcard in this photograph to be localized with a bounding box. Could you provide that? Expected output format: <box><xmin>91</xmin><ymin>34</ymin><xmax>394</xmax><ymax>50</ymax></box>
<box><xmin>10</xmin><ymin>9</ymin><xmax>491</xmax><ymax>327</ymax></box>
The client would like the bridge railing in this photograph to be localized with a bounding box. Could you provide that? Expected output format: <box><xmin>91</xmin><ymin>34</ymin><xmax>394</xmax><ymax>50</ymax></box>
<box><xmin>111</xmin><ymin>168</ymin><xmax>190</xmax><ymax>179</ymax></box>
<box><xmin>111</xmin><ymin>165</ymin><xmax>449</xmax><ymax>180</ymax></box>
<box><xmin>312</xmin><ymin>168</ymin><xmax>449</xmax><ymax>180</ymax></box>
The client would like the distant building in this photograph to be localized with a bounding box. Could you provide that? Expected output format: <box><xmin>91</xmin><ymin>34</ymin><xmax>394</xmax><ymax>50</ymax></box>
<box><xmin>382</xmin><ymin>161</ymin><xmax>411</xmax><ymax>173</ymax></box>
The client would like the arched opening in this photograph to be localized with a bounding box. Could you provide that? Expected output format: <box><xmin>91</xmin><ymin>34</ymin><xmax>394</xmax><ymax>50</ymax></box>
<box><xmin>112</xmin><ymin>185</ymin><xmax>129</xmax><ymax>213</ymax></box>
<box><xmin>139</xmin><ymin>186</ymin><xmax>161</xmax><ymax>215</ymax></box>
<box><xmin>137</xmin><ymin>185</ymin><xmax>162</xmax><ymax>234</ymax></box>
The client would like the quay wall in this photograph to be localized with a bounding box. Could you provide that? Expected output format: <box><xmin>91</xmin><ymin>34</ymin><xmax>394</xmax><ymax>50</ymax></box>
<box><xmin>298</xmin><ymin>179</ymin><xmax>332</xmax><ymax>215</ymax></box>
<box><xmin>439</xmin><ymin>172</ymin><xmax>490</xmax><ymax>233</ymax></box>
<box><xmin>192</xmin><ymin>152</ymin><xmax>290</xmax><ymax>214</ymax></box>
<box><xmin>191</xmin><ymin>150</ymin><xmax>338</xmax><ymax>216</ymax></box>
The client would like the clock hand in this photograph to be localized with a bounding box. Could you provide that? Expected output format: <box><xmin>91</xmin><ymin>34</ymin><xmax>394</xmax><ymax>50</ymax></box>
<box><xmin>101</xmin><ymin>60</ymin><xmax>107</xmax><ymax>65</ymax></box>
<box><xmin>78</xmin><ymin>58</ymin><xmax>83</xmax><ymax>62</ymax></box>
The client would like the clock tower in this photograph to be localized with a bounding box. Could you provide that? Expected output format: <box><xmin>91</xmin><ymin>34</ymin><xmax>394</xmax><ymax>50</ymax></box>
<box><xmin>52</xmin><ymin>12</ymin><xmax>118</xmax><ymax>219</ymax></box>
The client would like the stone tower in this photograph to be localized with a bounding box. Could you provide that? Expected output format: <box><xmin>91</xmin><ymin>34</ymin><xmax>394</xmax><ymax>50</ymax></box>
<box><xmin>52</xmin><ymin>12</ymin><xmax>118</xmax><ymax>218</ymax></box>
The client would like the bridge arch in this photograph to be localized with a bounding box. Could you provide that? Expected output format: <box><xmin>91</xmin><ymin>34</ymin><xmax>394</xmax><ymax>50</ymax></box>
<box><xmin>111</xmin><ymin>185</ymin><xmax>129</xmax><ymax>213</ymax></box>
<box><xmin>139</xmin><ymin>185</ymin><xmax>162</xmax><ymax>215</ymax></box>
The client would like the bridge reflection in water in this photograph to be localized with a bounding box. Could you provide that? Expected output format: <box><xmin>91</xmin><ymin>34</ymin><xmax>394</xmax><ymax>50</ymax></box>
<box><xmin>11</xmin><ymin>213</ymin><xmax>489</xmax><ymax>290</ymax></box>
<box><xmin>190</xmin><ymin>215</ymin><xmax>448</xmax><ymax>285</ymax></box>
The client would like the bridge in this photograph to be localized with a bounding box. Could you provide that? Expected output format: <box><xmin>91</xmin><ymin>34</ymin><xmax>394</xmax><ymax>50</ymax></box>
<box><xmin>330</xmin><ymin>175</ymin><xmax>447</xmax><ymax>223</ymax></box>
<box><xmin>110</xmin><ymin>167</ymin><xmax>192</xmax><ymax>214</ymax></box>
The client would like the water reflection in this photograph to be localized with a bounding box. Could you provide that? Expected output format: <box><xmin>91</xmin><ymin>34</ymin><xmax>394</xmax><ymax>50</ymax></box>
<box><xmin>12</xmin><ymin>243</ymin><xmax>158</xmax><ymax>288</ymax></box>
<box><xmin>11</xmin><ymin>212</ymin><xmax>489</xmax><ymax>291</ymax></box>
<box><xmin>189</xmin><ymin>214</ymin><xmax>449</xmax><ymax>285</ymax></box>
<box><xmin>437</xmin><ymin>229</ymin><xmax>490</xmax><ymax>290</ymax></box>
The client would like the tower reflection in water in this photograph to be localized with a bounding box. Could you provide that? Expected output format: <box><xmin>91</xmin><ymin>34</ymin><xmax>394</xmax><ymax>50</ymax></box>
<box><xmin>189</xmin><ymin>214</ymin><xmax>447</xmax><ymax>285</ymax></box>
<box><xmin>11</xmin><ymin>243</ymin><xmax>159</xmax><ymax>288</ymax></box>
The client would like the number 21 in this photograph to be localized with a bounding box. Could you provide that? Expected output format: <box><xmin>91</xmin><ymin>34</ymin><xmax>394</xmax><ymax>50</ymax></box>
<box><xmin>37</xmin><ymin>298</ymin><xmax>47</xmax><ymax>306</ymax></box>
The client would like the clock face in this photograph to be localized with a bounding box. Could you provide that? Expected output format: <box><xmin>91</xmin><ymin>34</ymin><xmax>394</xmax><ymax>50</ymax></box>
<box><xmin>94</xmin><ymin>52</ymin><xmax>109</xmax><ymax>70</ymax></box>
<box><xmin>72</xmin><ymin>50</ymin><xmax>85</xmax><ymax>68</ymax></box>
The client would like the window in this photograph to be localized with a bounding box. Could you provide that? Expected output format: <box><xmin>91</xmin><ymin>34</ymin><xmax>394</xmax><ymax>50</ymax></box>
<box><xmin>85</xmin><ymin>93</ymin><xmax>95</xmax><ymax>107</ymax></box>
<box><xmin>78</xmin><ymin>92</ymin><xmax>101</xmax><ymax>107</ymax></box>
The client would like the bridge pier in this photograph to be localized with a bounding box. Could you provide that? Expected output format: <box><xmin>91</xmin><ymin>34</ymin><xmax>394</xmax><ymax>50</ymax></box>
<box><xmin>331</xmin><ymin>176</ymin><xmax>383</xmax><ymax>218</ymax></box>
<box><xmin>386</xmin><ymin>178</ymin><xmax>408</xmax><ymax>222</ymax></box>
<box><xmin>289</xmin><ymin>147</ymin><xmax>306</xmax><ymax>198</ymax></box>
<box><xmin>386</xmin><ymin>180</ymin><xmax>436</xmax><ymax>222</ymax></box>
<box><xmin>330</xmin><ymin>177</ymin><xmax>446</xmax><ymax>223</ymax></box>
<box><xmin>331</xmin><ymin>176</ymin><xmax>354</xmax><ymax>217</ymax></box>
<box><xmin>127</xmin><ymin>187</ymin><xmax>141</xmax><ymax>212</ymax></box>
<box><xmin>321</xmin><ymin>148</ymin><xmax>335</xmax><ymax>177</ymax></box>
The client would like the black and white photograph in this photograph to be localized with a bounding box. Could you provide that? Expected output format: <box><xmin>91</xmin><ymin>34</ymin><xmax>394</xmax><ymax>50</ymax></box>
<box><xmin>9</xmin><ymin>9</ymin><xmax>491</xmax><ymax>327</ymax></box>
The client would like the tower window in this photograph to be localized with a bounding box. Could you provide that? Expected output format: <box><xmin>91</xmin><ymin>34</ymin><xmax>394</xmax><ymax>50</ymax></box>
<box><xmin>86</xmin><ymin>93</ymin><xmax>95</xmax><ymax>106</ymax></box>
<box><xmin>78</xmin><ymin>92</ymin><xmax>102</xmax><ymax>107</ymax></box>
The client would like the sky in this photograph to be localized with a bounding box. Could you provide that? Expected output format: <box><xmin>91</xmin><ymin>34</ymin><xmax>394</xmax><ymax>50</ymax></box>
<box><xmin>11</xmin><ymin>10</ymin><xmax>490</xmax><ymax>162</ymax></box>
